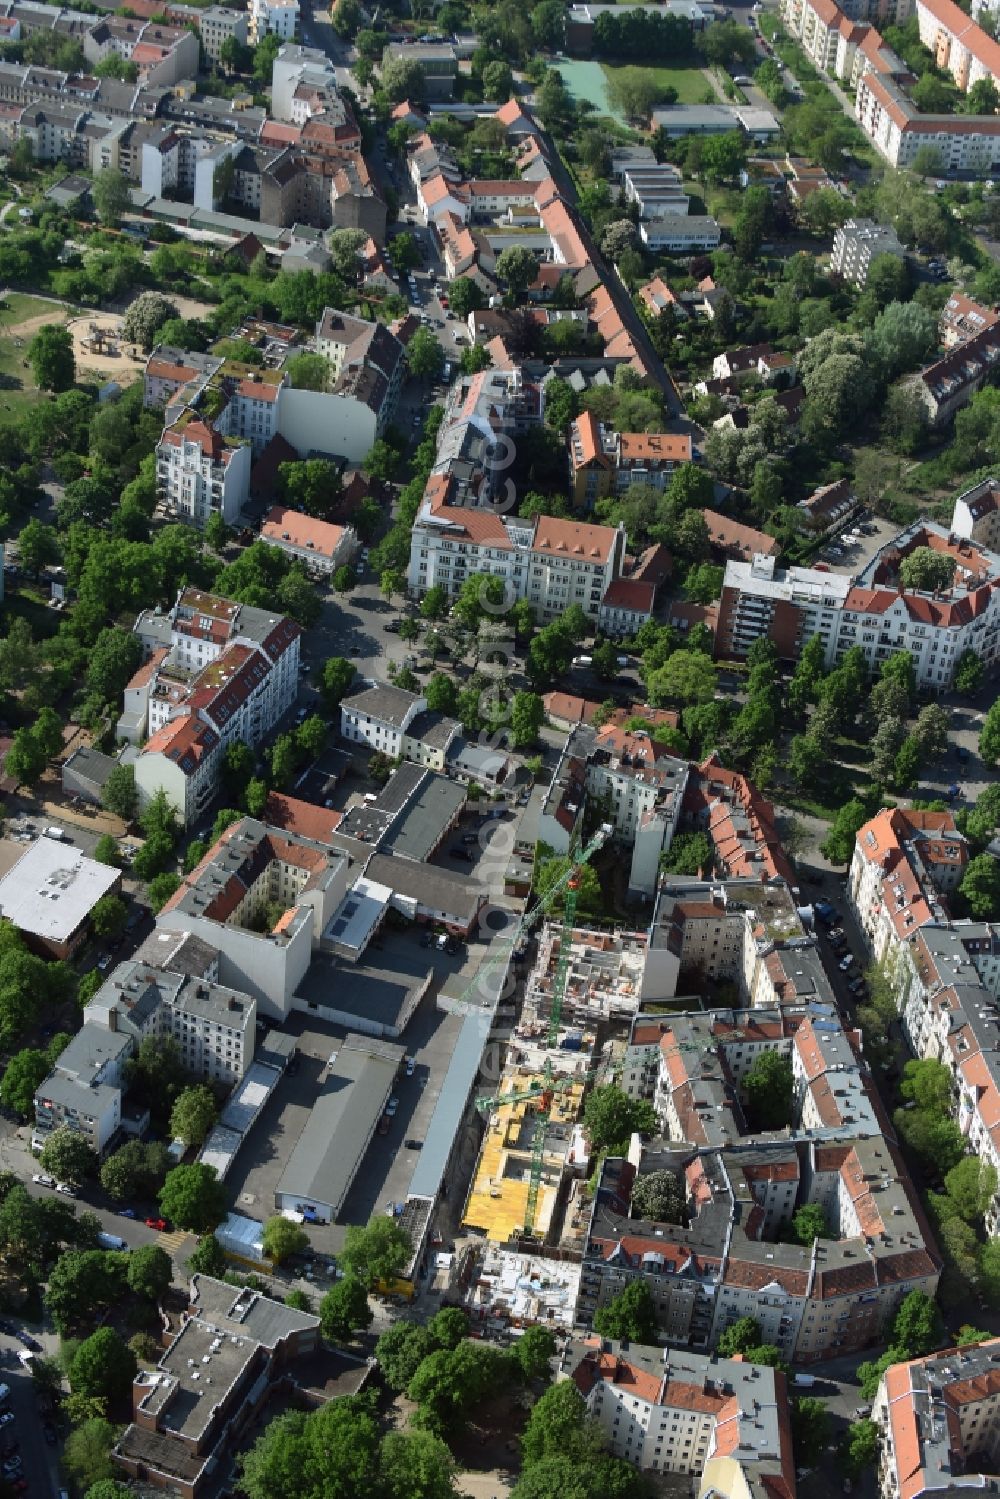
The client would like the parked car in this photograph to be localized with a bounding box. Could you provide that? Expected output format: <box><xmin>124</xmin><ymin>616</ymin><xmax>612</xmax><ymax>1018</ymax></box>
<box><xmin>445</xmin><ymin>937</ymin><xmax>460</xmax><ymax>956</ymax></box>
<box><xmin>449</xmin><ymin>847</ymin><xmax>473</xmax><ymax>862</ymax></box>
<box><xmin>31</xmin><ymin>1174</ymin><xmax>55</xmax><ymax>1189</ymax></box>
<box><xmin>145</xmin><ymin>1217</ymin><xmax>168</xmax><ymax>1232</ymax></box>
<box><xmin>838</xmin><ymin>955</ymin><xmax>855</xmax><ymax>971</ymax></box>
<box><xmin>16</xmin><ymin>1335</ymin><xmax>40</xmax><ymax>1353</ymax></box>
<box><xmin>405</xmin><ymin>1139</ymin><xmax>422</xmax><ymax>1149</ymax></box>
<box><xmin>54</xmin><ymin>1182</ymin><xmax>76</xmax><ymax>1197</ymax></box>
<box><xmin>386</xmin><ymin>1097</ymin><xmax>399</xmax><ymax>1117</ymax></box>
<box><xmin>120</xmin><ymin>1207</ymin><xmax>137</xmax><ymax>1219</ymax></box>
<box><xmin>405</xmin><ymin>1057</ymin><xmax>415</xmax><ymax>1077</ymax></box>
<box><xmin>0</xmin><ymin>1415</ymin><xmax>15</xmax><ymax>1429</ymax></box>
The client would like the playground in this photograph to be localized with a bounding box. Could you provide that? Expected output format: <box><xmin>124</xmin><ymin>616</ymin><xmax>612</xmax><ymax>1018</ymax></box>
<box><xmin>67</xmin><ymin>312</ymin><xmax>144</xmax><ymax>383</ymax></box>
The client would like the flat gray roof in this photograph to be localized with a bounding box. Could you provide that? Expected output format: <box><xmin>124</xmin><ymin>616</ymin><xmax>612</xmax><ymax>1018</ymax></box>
<box><xmin>408</xmin><ymin>1002</ymin><xmax>495</xmax><ymax>1200</ymax></box>
<box><xmin>296</xmin><ymin>933</ymin><xmax>431</xmax><ymax>1031</ymax></box>
<box><xmin>276</xmin><ymin>1034</ymin><xmax>404</xmax><ymax>1213</ymax></box>
<box><xmin>382</xmin><ymin>773</ymin><xmax>465</xmax><ymax>863</ymax></box>
<box><xmin>365</xmin><ymin>852</ymin><xmax>484</xmax><ymax>926</ymax></box>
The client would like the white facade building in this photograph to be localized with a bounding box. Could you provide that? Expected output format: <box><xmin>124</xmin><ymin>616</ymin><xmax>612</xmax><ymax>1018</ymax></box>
<box><xmin>249</xmin><ymin>0</ymin><xmax>298</xmax><ymax>44</ymax></box>
<box><xmin>831</xmin><ymin>217</ymin><xmax>905</xmax><ymax>287</ymax></box>
<box><xmin>156</xmin><ymin>416</ymin><xmax>252</xmax><ymax>527</ymax></box>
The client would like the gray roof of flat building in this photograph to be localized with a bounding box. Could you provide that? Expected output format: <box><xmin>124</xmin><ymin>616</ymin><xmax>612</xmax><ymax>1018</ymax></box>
<box><xmin>408</xmin><ymin>1002</ymin><xmax>494</xmax><ymax>1200</ymax></box>
<box><xmin>36</xmin><ymin>1070</ymin><xmax>120</xmax><ymax>1116</ymax></box>
<box><xmin>375</xmin><ymin>759</ymin><xmax>428</xmax><ymax>814</ymax></box>
<box><xmin>276</xmin><ymin>1034</ymin><xmax>404</xmax><ymax>1211</ymax></box>
<box><xmin>446</xmin><ymin>737</ymin><xmax>509</xmax><ymax>781</ymax></box>
<box><xmin>364</xmin><ymin>852</ymin><xmax>484</xmax><ymax>925</ymax></box>
<box><xmin>297</xmin><ymin>938</ymin><xmax>431</xmax><ymax>1031</ymax></box>
<box><xmin>382</xmin><ymin>772</ymin><xmax>465</xmax><ymax>863</ymax></box>
<box><xmin>257</xmin><ymin>1028</ymin><xmax>297</xmax><ymax>1067</ymax></box>
<box><xmin>54</xmin><ymin>1023</ymin><xmax>131</xmax><ymax>1080</ymax></box>
<box><xmin>133</xmin><ymin>928</ymin><xmax>219</xmax><ymax>977</ymax></box>
<box><xmin>62</xmin><ymin>743</ymin><xmax>118</xmax><ymax>788</ymax></box>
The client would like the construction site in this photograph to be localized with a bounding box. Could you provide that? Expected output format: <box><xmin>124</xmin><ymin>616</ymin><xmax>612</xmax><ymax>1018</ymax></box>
<box><xmin>524</xmin><ymin>923</ymin><xmax>649</xmax><ymax>1025</ymax></box>
<box><xmin>461</xmin><ymin>826</ymin><xmax>612</xmax><ymax>1247</ymax></box>
<box><xmin>461</xmin><ymin>1064</ymin><xmax>588</xmax><ymax>1244</ymax></box>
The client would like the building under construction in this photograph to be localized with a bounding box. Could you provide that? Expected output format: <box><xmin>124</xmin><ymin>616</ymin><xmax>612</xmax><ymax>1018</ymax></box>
<box><xmin>461</xmin><ymin>1065</ymin><xmax>587</xmax><ymax>1243</ymax></box>
<box><xmin>525</xmin><ymin>922</ymin><xmax>648</xmax><ymax>1026</ymax></box>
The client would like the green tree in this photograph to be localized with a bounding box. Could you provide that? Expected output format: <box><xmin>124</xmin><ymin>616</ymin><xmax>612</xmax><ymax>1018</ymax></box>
<box><xmin>339</xmin><ymin>1216</ymin><xmax>411</xmax><ymax>1287</ymax></box>
<box><xmin>944</xmin><ymin>1157</ymin><xmax>997</xmax><ymax>1225</ymax></box>
<box><xmin>660</xmin><ymin>831</ymin><xmax>713</xmax><ymax>877</ymax></box>
<box><xmin>376</xmin><ymin>1322</ymin><xmax>434</xmax><ymax>1391</ymax></box>
<box><xmin>521</xmin><ymin>1380</ymin><xmax>596</xmax><ymax>1467</ymax></box>
<box><xmin>584</xmin><ymin>1085</ymin><xmax>656</xmax><ymax>1155</ymax></box>
<box><xmin>647</xmin><ymin>649</ymin><xmax>715</xmax><ymax>706</ymax></box>
<box><xmin>843</xmin><ymin>1418</ymin><xmax>879</xmax><ymax>1478</ymax></box>
<box><xmin>960</xmin><ymin>853</ymin><xmax>1000</xmax><ymax>919</ymax></box>
<box><xmin>718</xmin><ymin>1317</ymin><xmax>761</xmax><ymax>1356</ymax></box>
<box><xmin>102</xmin><ymin>763</ymin><xmax>138</xmax><ymax>822</ymax></box>
<box><xmin>900</xmin><ymin>1055</ymin><xmax>953</xmax><ymax>1111</ymax></box>
<box><xmin>320</xmin><ymin>656</ymin><xmax>357</xmax><ymax>713</ymax></box>
<box><xmin>791</xmin><ymin>1397</ymin><xmax>831</xmax><ymax>1467</ymax></box>
<box><xmin>955</xmin><ymin>649</ymin><xmax>984</xmax><ymax>695</ymax></box>
<box><xmin>158</xmin><ymin>1163</ymin><xmax>227</xmax><ymax>1233</ymax></box>
<box><xmin>122</xmin><ymin>291</ymin><xmax>178</xmax><ymax>353</ymax></box>
<box><xmin>40</xmin><ymin>1125</ymin><xmax>96</xmax><ymax>1184</ymax></box>
<box><xmin>407</xmin><ymin>327</ymin><xmax>446</xmax><ymax>382</ymax></box>
<box><xmin>169</xmin><ymin>1085</ymin><xmax>218</xmax><ymax>1148</ymax></box>
<box><xmin>981</xmin><ymin>699</ymin><xmax>1000</xmax><ymax>763</ymax></box>
<box><xmin>790</xmin><ymin>1203</ymin><xmax>830</xmax><ymax>1244</ymax></box>
<box><xmin>510</xmin><ymin>691</ymin><xmax>544</xmax><ymax>748</ymax></box>
<box><xmin>29</xmin><ymin>324</ymin><xmax>75</xmax><ymax>392</ymax></box>
<box><xmin>379</xmin><ymin>1429</ymin><xmax>456</xmax><ymax>1499</ymax></box>
<box><xmin>239</xmin><ymin>1400</ymin><xmax>381</xmax><ymax>1499</ymax></box>
<box><xmin>94</xmin><ymin>834</ymin><xmax>121</xmax><ymax>867</ymax></box>
<box><xmin>126</xmin><ymin>1244</ymin><xmax>172</xmax><ymax>1302</ymax></box>
<box><xmin>18</xmin><ymin>519</ymin><xmax>60</xmax><ymax>577</ymax></box>
<box><xmin>820</xmin><ymin>798</ymin><xmax>869</xmax><ymax>864</ymax></box>
<box><xmin>90</xmin><ymin>895</ymin><xmax>128</xmax><ymax>941</ymax></box>
<box><xmin>496</xmin><ymin>245</ymin><xmax>540</xmax><ymax>298</ymax></box>
<box><xmin>593</xmin><ymin>1279</ymin><xmax>657</xmax><ymax>1343</ymax></box>
<box><xmin>743</xmin><ymin>1052</ymin><xmax>793</xmax><ymax>1131</ymax></box>
<box><xmin>99</xmin><ymin>1140</ymin><xmax>169</xmax><ymax>1201</ymax></box>
<box><xmin>46</xmin><ymin>1251</ymin><xmax>127</xmax><ymax>1335</ymax></box>
<box><xmin>187</xmin><ymin>1233</ymin><xmax>228</xmax><ymax>1278</ymax></box>
<box><xmin>0</xmin><ymin>1046</ymin><xmax>56</xmax><ymax>1117</ymax></box>
<box><xmin>514</xmin><ymin>1325</ymin><xmax>556</xmax><ymax>1383</ymax></box>
<box><xmin>534</xmin><ymin>856</ymin><xmax>602</xmax><ymax>917</ymax></box>
<box><xmin>630</xmin><ymin>1169</ymin><xmax>686</xmax><ymax>1224</ymax></box>
<box><xmin>482</xmin><ymin>59</ymin><xmax>514</xmax><ymax>100</ymax></box>
<box><xmin>320</xmin><ymin>1273</ymin><xmax>373</xmax><ymax>1343</ymax></box>
<box><xmin>261</xmin><ymin>1215</ymin><xmax>309</xmax><ymax>1265</ymax></box>
<box><xmin>899</xmin><ymin>546</ymin><xmax>957</xmax><ymax>592</ymax></box>
<box><xmin>64</xmin><ymin>1420</ymin><xmax>118</xmax><ymax>1492</ymax></box>
<box><xmin>893</xmin><ymin>1290</ymin><xmax>944</xmax><ymax>1357</ymax></box>
<box><xmin>92</xmin><ymin>169</ymin><xmax>131</xmax><ymax>227</ymax></box>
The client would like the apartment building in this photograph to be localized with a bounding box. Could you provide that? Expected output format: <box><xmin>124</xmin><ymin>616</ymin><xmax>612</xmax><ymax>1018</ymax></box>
<box><xmin>716</xmin><ymin>516</ymin><xmax>1000</xmax><ymax>688</ymax></box>
<box><xmin>563</xmin><ymin>1339</ymin><xmax>796</xmax><ymax>1494</ymax></box>
<box><xmin>702</xmin><ymin>509</ymin><xmax>780</xmax><ymax>564</ymax></box>
<box><xmin>34</xmin><ymin>933</ymin><xmax>257</xmax><ymax>1154</ymax></box>
<box><xmin>577</xmin><ymin>1006</ymin><xmax>939</xmax><ymax>1362</ymax></box>
<box><xmin>831</xmin><ymin>217</ymin><xmax>905</xmax><ymax>287</ymax></box>
<box><xmin>780</xmin><ymin>0</ymin><xmax>912</xmax><ymax>87</ymax></box>
<box><xmin>915</xmin><ymin>0</ymin><xmax>1000</xmax><ymax>90</ymax></box>
<box><xmin>83</xmin><ymin>16</ymin><xmax>200</xmax><ymax>86</ymax></box>
<box><xmin>198</xmin><ymin>6</ymin><xmax>248</xmax><ymax>64</ymax></box>
<box><xmin>157</xmin><ymin>816</ymin><xmax>350</xmax><ymax>1019</ymax></box>
<box><xmin>381</xmin><ymin>41</ymin><xmax>457</xmax><ymax>99</ymax></box>
<box><xmin>121</xmin><ymin>588</ymin><xmax>300</xmax><ymax>823</ymax></box>
<box><xmin>339</xmin><ymin>681</ymin><xmax>510</xmax><ymax>785</ymax></box>
<box><xmin>568</xmin><ymin>412</ymin><xmax>692</xmax><ymax>506</ymax></box>
<box><xmin>856</xmin><ymin>69</ymin><xmax>1000</xmax><ymax>172</ymax></box>
<box><xmin>951</xmin><ymin>474</ymin><xmax>1000</xmax><ymax>551</ymax></box>
<box><xmin>156</xmin><ymin>413</ymin><xmax>252</xmax><ymax>525</ymax></box>
<box><xmin>872</xmin><ymin>1341</ymin><xmax>1000</xmax><ymax>1499</ymax></box>
<box><xmin>260</xmin><ymin>506</ymin><xmax>358</xmax><ymax>577</ymax></box>
<box><xmin>249</xmin><ymin>0</ymin><xmax>298</xmax><ymax>44</ymax></box>
<box><xmin>939</xmin><ymin>291</ymin><xmax>999</xmax><ymax>349</ymax></box>
<box><xmin>407</xmin><ymin>501</ymin><xmax>627</xmax><ymax>625</ymax></box>
<box><xmin>910</xmin><ymin>317</ymin><xmax>1000</xmax><ymax>426</ymax></box>
<box><xmin>114</xmin><ymin>1277</ymin><xmax>321</xmax><ymax>1498</ymax></box>
<box><xmin>847</xmin><ymin>806</ymin><xmax>968</xmax><ymax>964</ymax></box>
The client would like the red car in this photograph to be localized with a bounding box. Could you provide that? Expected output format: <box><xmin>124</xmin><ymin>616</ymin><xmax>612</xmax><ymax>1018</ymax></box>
<box><xmin>145</xmin><ymin>1217</ymin><xmax>168</xmax><ymax>1232</ymax></box>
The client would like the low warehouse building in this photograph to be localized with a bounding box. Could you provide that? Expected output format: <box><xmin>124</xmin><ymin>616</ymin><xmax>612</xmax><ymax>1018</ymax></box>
<box><xmin>274</xmin><ymin>1033</ymin><xmax>404</xmax><ymax>1222</ymax></box>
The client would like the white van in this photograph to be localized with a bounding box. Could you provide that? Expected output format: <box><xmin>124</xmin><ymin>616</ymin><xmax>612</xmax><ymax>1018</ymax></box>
<box><xmin>97</xmin><ymin>1231</ymin><xmax>128</xmax><ymax>1251</ymax></box>
<box><xmin>43</xmin><ymin>826</ymin><xmax>70</xmax><ymax>842</ymax></box>
<box><xmin>573</xmin><ymin>655</ymin><xmax>593</xmax><ymax>667</ymax></box>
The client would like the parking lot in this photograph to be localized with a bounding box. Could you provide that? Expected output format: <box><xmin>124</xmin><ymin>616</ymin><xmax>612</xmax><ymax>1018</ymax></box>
<box><xmin>0</xmin><ymin>1328</ymin><xmax>63</xmax><ymax>1499</ymax></box>
<box><xmin>812</xmin><ymin>514</ymin><xmax>898</xmax><ymax>575</ymax></box>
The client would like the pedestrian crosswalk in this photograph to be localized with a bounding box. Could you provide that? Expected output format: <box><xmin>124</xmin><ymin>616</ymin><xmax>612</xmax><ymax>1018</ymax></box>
<box><xmin>158</xmin><ymin>1228</ymin><xmax>191</xmax><ymax>1255</ymax></box>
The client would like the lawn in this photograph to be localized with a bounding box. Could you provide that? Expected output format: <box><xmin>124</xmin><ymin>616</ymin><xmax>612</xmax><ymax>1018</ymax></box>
<box><xmin>0</xmin><ymin>292</ymin><xmax>72</xmax><ymax>424</ymax></box>
<box><xmin>602</xmin><ymin>61</ymin><xmax>715</xmax><ymax>106</ymax></box>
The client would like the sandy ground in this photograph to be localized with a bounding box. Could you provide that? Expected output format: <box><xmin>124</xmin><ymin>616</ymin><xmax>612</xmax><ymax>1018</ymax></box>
<box><xmin>457</xmin><ymin>1471</ymin><xmax>513</xmax><ymax>1499</ymax></box>
<box><xmin>66</xmin><ymin>313</ymin><xmax>143</xmax><ymax>383</ymax></box>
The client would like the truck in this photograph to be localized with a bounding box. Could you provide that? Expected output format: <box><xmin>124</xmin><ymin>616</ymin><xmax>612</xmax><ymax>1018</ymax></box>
<box><xmin>97</xmin><ymin>1231</ymin><xmax>128</xmax><ymax>1251</ymax></box>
